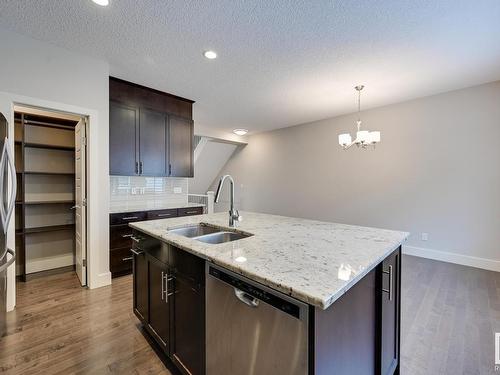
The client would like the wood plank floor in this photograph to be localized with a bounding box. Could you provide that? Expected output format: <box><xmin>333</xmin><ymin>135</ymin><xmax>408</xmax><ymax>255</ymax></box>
<box><xmin>0</xmin><ymin>272</ymin><xmax>179</xmax><ymax>374</ymax></box>
<box><xmin>1</xmin><ymin>255</ymin><xmax>499</xmax><ymax>374</ymax></box>
<box><xmin>401</xmin><ymin>256</ymin><xmax>500</xmax><ymax>375</ymax></box>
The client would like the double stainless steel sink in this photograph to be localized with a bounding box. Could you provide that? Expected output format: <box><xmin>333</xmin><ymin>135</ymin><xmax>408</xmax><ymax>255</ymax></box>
<box><xmin>169</xmin><ymin>224</ymin><xmax>252</xmax><ymax>244</ymax></box>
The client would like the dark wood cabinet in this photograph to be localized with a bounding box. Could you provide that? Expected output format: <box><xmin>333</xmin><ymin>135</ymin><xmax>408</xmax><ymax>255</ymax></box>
<box><xmin>110</xmin><ymin>208</ymin><xmax>203</xmax><ymax>278</ymax></box>
<box><xmin>109</xmin><ymin>102</ymin><xmax>138</xmax><ymax>175</ymax></box>
<box><xmin>139</xmin><ymin>108</ymin><xmax>168</xmax><ymax>176</ymax></box>
<box><xmin>132</xmin><ymin>233</ymin><xmax>205</xmax><ymax>374</ymax></box>
<box><xmin>380</xmin><ymin>248</ymin><xmax>401</xmax><ymax>375</ymax></box>
<box><xmin>172</xmin><ymin>275</ymin><xmax>205</xmax><ymax>375</ymax></box>
<box><xmin>148</xmin><ymin>258</ymin><xmax>172</xmax><ymax>353</ymax></box>
<box><xmin>109</xmin><ymin>77</ymin><xmax>194</xmax><ymax>177</ymax></box>
<box><xmin>312</xmin><ymin>247</ymin><xmax>401</xmax><ymax>375</ymax></box>
<box><xmin>178</xmin><ymin>206</ymin><xmax>203</xmax><ymax>217</ymax></box>
<box><xmin>169</xmin><ymin>116</ymin><xmax>193</xmax><ymax>177</ymax></box>
<box><xmin>147</xmin><ymin>208</ymin><xmax>177</xmax><ymax>220</ymax></box>
<box><xmin>132</xmin><ymin>248</ymin><xmax>149</xmax><ymax>321</ymax></box>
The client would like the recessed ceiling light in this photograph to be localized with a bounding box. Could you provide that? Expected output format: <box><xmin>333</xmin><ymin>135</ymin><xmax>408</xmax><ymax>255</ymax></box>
<box><xmin>92</xmin><ymin>0</ymin><xmax>109</xmax><ymax>6</ymax></box>
<box><xmin>233</xmin><ymin>129</ymin><xmax>248</xmax><ymax>136</ymax></box>
<box><xmin>203</xmin><ymin>50</ymin><xmax>217</xmax><ymax>59</ymax></box>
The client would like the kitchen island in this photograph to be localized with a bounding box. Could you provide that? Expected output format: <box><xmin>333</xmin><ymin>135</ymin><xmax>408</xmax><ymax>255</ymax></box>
<box><xmin>129</xmin><ymin>211</ymin><xmax>408</xmax><ymax>375</ymax></box>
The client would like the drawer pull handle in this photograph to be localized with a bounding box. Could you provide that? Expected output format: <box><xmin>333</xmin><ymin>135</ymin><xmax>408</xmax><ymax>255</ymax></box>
<box><xmin>157</xmin><ymin>213</ymin><xmax>172</xmax><ymax>217</ymax></box>
<box><xmin>122</xmin><ymin>256</ymin><xmax>133</xmax><ymax>261</ymax></box>
<box><xmin>122</xmin><ymin>216</ymin><xmax>139</xmax><ymax>220</ymax></box>
<box><xmin>185</xmin><ymin>210</ymin><xmax>198</xmax><ymax>214</ymax></box>
<box><xmin>122</xmin><ymin>234</ymin><xmax>133</xmax><ymax>238</ymax></box>
<box><xmin>130</xmin><ymin>236</ymin><xmax>140</xmax><ymax>243</ymax></box>
<box><xmin>382</xmin><ymin>265</ymin><xmax>393</xmax><ymax>301</ymax></box>
<box><xmin>130</xmin><ymin>248</ymin><xmax>143</xmax><ymax>255</ymax></box>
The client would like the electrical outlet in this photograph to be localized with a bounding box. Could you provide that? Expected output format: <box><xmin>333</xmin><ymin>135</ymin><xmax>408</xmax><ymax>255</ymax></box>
<box><xmin>421</xmin><ymin>232</ymin><xmax>429</xmax><ymax>241</ymax></box>
<box><xmin>174</xmin><ymin>187</ymin><xmax>182</xmax><ymax>194</ymax></box>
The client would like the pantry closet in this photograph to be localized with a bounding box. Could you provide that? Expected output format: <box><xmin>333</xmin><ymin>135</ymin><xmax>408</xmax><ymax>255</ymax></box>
<box><xmin>14</xmin><ymin>106</ymin><xmax>86</xmax><ymax>284</ymax></box>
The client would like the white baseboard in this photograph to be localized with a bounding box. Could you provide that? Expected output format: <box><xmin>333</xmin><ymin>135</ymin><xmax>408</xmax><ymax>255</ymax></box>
<box><xmin>88</xmin><ymin>271</ymin><xmax>112</xmax><ymax>289</ymax></box>
<box><xmin>25</xmin><ymin>254</ymin><xmax>75</xmax><ymax>274</ymax></box>
<box><xmin>403</xmin><ymin>245</ymin><xmax>500</xmax><ymax>272</ymax></box>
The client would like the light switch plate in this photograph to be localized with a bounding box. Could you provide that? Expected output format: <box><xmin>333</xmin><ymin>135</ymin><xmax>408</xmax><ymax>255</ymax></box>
<box><xmin>421</xmin><ymin>232</ymin><xmax>429</xmax><ymax>241</ymax></box>
<box><xmin>174</xmin><ymin>187</ymin><xmax>182</xmax><ymax>194</ymax></box>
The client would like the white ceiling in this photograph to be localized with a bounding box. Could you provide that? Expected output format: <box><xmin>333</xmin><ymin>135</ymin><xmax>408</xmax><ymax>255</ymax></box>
<box><xmin>1</xmin><ymin>1</ymin><xmax>499</xmax><ymax>134</ymax></box>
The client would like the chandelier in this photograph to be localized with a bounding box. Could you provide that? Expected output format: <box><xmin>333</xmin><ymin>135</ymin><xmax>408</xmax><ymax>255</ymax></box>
<box><xmin>338</xmin><ymin>85</ymin><xmax>380</xmax><ymax>149</ymax></box>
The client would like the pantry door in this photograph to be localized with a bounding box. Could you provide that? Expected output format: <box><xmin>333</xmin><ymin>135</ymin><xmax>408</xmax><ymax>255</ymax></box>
<box><xmin>75</xmin><ymin>118</ymin><xmax>87</xmax><ymax>286</ymax></box>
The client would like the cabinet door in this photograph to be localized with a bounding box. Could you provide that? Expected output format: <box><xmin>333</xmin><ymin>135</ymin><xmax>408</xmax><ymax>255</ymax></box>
<box><xmin>139</xmin><ymin>108</ymin><xmax>168</xmax><ymax>176</ymax></box>
<box><xmin>172</xmin><ymin>276</ymin><xmax>205</xmax><ymax>375</ymax></box>
<box><xmin>109</xmin><ymin>101</ymin><xmax>138</xmax><ymax>175</ymax></box>
<box><xmin>149</xmin><ymin>259</ymin><xmax>172</xmax><ymax>353</ymax></box>
<box><xmin>169</xmin><ymin>116</ymin><xmax>193</xmax><ymax>177</ymax></box>
<box><xmin>380</xmin><ymin>248</ymin><xmax>401</xmax><ymax>375</ymax></box>
<box><xmin>132</xmin><ymin>249</ymin><xmax>148</xmax><ymax>322</ymax></box>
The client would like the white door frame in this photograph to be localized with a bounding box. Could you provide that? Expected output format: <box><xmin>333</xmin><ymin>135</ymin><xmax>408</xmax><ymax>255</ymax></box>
<box><xmin>0</xmin><ymin>91</ymin><xmax>111</xmax><ymax>311</ymax></box>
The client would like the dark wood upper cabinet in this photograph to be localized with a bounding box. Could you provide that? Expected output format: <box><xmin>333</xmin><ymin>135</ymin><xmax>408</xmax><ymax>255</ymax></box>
<box><xmin>109</xmin><ymin>77</ymin><xmax>194</xmax><ymax>177</ymax></box>
<box><xmin>169</xmin><ymin>116</ymin><xmax>194</xmax><ymax>177</ymax></box>
<box><xmin>139</xmin><ymin>108</ymin><xmax>168</xmax><ymax>176</ymax></box>
<box><xmin>109</xmin><ymin>102</ymin><xmax>138</xmax><ymax>175</ymax></box>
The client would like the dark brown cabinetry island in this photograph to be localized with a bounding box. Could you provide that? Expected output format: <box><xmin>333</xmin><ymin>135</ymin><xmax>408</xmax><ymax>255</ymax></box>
<box><xmin>131</xmin><ymin>229</ymin><xmax>401</xmax><ymax>375</ymax></box>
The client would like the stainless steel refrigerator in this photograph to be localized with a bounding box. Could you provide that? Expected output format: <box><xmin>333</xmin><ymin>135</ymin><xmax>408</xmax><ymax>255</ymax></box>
<box><xmin>0</xmin><ymin>112</ymin><xmax>17</xmax><ymax>336</ymax></box>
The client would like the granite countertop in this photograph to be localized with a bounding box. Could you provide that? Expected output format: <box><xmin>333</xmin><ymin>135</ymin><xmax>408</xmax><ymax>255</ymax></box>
<box><xmin>110</xmin><ymin>201</ymin><xmax>204</xmax><ymax>214</ymax></box>
<box><xmin>130</xmin><ymin>211</ymin><xmax>409</xmax><ymax>310</ymax></box>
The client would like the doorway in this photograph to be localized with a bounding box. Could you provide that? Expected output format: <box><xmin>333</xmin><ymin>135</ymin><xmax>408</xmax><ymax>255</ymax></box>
<box><xmin>13</xmin><ymin>105</ymin><xmax>88</xmax><ymax>286</ymax></box>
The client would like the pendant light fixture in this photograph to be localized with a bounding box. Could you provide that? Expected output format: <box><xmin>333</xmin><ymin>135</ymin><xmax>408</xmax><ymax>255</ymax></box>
<box><xmin>338</xmin><ymin>85</ymin><xmax>380</xmax><ymax>149</ymax></box>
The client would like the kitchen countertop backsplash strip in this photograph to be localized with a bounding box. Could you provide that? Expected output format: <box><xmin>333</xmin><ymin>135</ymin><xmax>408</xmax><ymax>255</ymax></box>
<box><xmin>110</xmin><ymin>176</ymin><xmax>189</xmax><ymax>212</ymax></box>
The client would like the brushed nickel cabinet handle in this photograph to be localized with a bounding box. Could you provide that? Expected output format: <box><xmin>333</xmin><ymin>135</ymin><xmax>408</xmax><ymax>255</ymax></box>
<box><xmin>382</xmin><ymin>265</ymin><xmax>393</xmax><ymax>301</ymax></box>
<box><xmin>122</xmin><ymin>216</ymin><xmax>139</xmax><ymax>220</ymax></box>
<box><xmin>161</xmin><ymin>271</ymin><xmax>165</xmax><ymax>301</ymax></box>
<box><xmin>157</xmin><ymin>213</ymin><xmax>172</xmax><ymax>217</ymax></box>
<box><xmin>122</xmin><ymin>256</ymin><xmax>133</xmax><ymax>261</ymax></box>
<box><xmin>185</xmin><ymin>210</ymin><xmax>198</xmax><ymax>214</ymax></box>
<box><xmin>130</xmin><ymin>248</ymin><xmax>143</xmax><ymax>256</ymax></box>
<box><xmin>122</xmin><ymin>233</ymin><xmax>133</xmax><ymax>238</ymax></box>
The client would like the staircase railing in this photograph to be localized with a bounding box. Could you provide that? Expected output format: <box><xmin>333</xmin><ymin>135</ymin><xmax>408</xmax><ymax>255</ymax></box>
<box><xmin>188</xmin><ymin>191</ymin><xmax>215</xmax><ymax>214</ymax></box>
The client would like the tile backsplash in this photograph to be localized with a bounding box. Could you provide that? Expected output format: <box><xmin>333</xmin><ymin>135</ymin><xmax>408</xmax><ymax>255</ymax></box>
<box><xmin>110</xmin><ymin>176</ymin><xmax>188</xmax><ymax>207</ymax></box>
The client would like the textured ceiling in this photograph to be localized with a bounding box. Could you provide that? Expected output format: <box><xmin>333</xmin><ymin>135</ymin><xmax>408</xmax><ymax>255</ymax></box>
<box><xmin>1</xmin><ymin>0</ymin><xmax>499</xmax><ymax>134</ymax></box>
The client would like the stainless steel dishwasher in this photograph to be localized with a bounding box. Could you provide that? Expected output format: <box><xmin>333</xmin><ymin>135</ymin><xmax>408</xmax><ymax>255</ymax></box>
<box><xmin>206</xmin><ymin>263</ymin><xmax>309</xmax><ymax>375</ymax></box>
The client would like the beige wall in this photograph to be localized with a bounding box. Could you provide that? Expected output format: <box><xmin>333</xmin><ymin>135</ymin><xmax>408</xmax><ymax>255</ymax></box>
<box><xmin>0</xmin><ymin>27</ymin><xmax>111</xmax><ymax>310</ymax></box>
<box><xmin>214</xmin><ymin>81</ymin><xmax>500</xmax><ymax>267</ymax></box>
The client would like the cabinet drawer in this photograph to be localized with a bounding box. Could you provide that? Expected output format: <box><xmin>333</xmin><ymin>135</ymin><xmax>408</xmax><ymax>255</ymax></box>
<box><xmin>110</xmin><ymin>247</ymin><xmax>134</xmax><ymax>276</ymax></box>
<box><xmin>177</xmin><ymin>207</ymin><xmax>203</xmax><ymax>217</ymax></box>
<box><xmin>110</xmin><ymin>211</ymin><xmax>147</xmax><ymax>225</ymax></box>
<box><xmin>110</xmin><ymin>224</ymin><xmax>134</xmax><ymax>250</ymax></box>
<box><xmin>147</xmin><ymin>209</ymin><xmax>177</xmax><ymax>220</ymax></box>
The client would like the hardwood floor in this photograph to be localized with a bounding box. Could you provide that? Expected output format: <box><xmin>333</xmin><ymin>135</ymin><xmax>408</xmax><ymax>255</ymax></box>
<box><xmin>0</xmin><ymin>272</ymin><xmax>179</xmax><ymax>374</ymax></box>
<box><xmin>1</xmin><ymin>256</ymin><xmax>499</xmax><ymax>374</ymax></box>
<box><xmin>401</xmin><ymin>256</ymin><xmax>500</xmax><ymax>375</ymax></box>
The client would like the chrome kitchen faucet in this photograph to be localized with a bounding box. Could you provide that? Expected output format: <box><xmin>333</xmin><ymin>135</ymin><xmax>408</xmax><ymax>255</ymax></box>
<box><xmin>214</xmin><ymin>175</ymin><xmax>242</xmax><ymax>227</ymax></box>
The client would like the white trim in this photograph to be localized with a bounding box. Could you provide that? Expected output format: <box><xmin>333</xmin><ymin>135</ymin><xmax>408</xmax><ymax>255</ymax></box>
<box><xmin>0</xmin><ymin>91</ymin><xmax>111</xmax><ymax>311</ymax></box>
<box><xmin>92</xmin><ymin>271</ymin><xmax>112</xmax><ymax>289</ymax></box>
<box><xmin>403</xmin><ymin>245</ymin><xmax>500</xmax><ymax>272</ymax></box>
